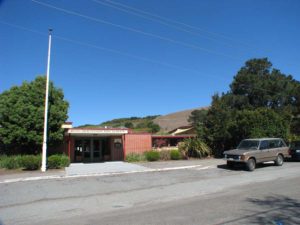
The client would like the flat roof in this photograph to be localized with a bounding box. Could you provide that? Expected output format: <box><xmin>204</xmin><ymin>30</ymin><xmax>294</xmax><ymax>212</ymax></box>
<box><xmin>67</xmin><ymin>128</ymin><xmax>129</xmax><ymax>136</ymax></box>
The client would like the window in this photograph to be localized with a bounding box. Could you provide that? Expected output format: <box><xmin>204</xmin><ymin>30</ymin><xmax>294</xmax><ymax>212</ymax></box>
<box><xmin>259</xmin><ymin>140</ymin><xmax>269</xmax><ymax>150</ymax></box>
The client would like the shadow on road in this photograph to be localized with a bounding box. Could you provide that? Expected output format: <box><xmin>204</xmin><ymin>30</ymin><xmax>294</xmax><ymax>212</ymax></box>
<box><xmin>246</xmin><ymin>195</ymin><xmax>300</xmax><ymax>224</ymax></box>
<box><xmin>218</xmin><ymin>195</ymin><xmax>300</xmax><ymax>224</ymax></box>
<box><xmin>217</xmin><ymin>162</ymin><xmax>275</xmax><ymax>171</ymax></box>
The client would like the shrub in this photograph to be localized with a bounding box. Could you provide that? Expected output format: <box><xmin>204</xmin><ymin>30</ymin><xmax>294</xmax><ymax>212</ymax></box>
<box><xmin>48</xmin><ymin>154</ymin><xmax>70</xmax><ymax>169</ymax></box>
<box><xmin>144</xmin><ymin>150</ymin><xmax>160</xmax><ymax>161</ymax></box>
<box><xmin>0</xmin><ymin>155</ymin><xmax>8</xmax><ymax>168</ymax></box>
<box><xmin>170</xmin><ymin>150</ymin><xmax>181</xmax><ymax>160</ymax></box>
<box><xmin>60</xmin><ymin>154</ymin><xmax>70</xmax><ymax>168</ymax></box>
<box><xmin>179</xmin><ymin>138</ymin><xmax>211</xmax><ymax>159</ymax></box>
<box><xmin>125</xmin><ymin>153</ymin><xmax>145</xmax><ymax>162</ymax></box>
<box><xmin>159</xmin><ymin>150</ymin><xmax>171</xmax><ymax>161</ymax></box>
<box><xmin>21</xmin><ymin>155</ymin><xmax>41</xmax><ymax>170</ymax></box>
<box><xmin>1</xmin><ymin>155</ymin><xmax>22</xmax><ymax>169</ymax></box>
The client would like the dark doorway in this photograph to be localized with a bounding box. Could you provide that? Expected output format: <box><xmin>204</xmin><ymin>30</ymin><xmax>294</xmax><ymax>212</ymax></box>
<box><xmin>74</xmin><ymin>138</ymin><xmax>111</xmax><ymax>162</ymax></box>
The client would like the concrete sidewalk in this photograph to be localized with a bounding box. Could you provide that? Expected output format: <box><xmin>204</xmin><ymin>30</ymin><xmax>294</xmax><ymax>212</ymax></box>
<box><xmin>0</xmin><ymin>159</ymin><xmax>223</xmax><ymax>183</ymax></box>
<box><xmin>65</xmin><ymin>161</ymin><xmax>149</xmax><ymax>176</ymax></box>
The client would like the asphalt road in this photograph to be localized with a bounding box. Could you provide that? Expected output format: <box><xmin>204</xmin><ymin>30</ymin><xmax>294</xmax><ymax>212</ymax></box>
<box><xmin>1</xmin><ymin>160</ymin><xmax>300</xmax><ymax>225</ymax></box>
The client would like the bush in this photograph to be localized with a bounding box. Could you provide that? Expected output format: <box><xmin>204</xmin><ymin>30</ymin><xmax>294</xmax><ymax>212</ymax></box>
<box><xmin>144</xmin><ymin>150</ymin><xmax>160</xmax><ymax>161</ymax></box>
<box><xmin>125</xmin><ymin>153</ymin><xmax>145</xmax><ymax>162</ymax></box>
<box><xmin>21</xmin><ymin>155</ymin><xmax>41</xmax><ymax>170</ymax></box>
<box><xmin>0</xmin><ymin>155</ymin><xmax>22</xmax><ymax>169</ymax></box>
<box><xmin>48</xmin><ymin>154</ymin><xmax>70</xmax><ymax>169</ymax></box>
<box><xmin>170</xmin><ymin>150</ymin><xmax>181</xmax><ymax>160</ymax></box>
<box><xmin>0</xmin><ymin>155</ymin><xmax>8</xmax><ymax>168</ymax></box>
<box><xmin>159</xmin><ymin>150</ymin><xmax>171</xmax><ymax>161</ymax></box>
<box><xmin>179</xmin><ymin>138</ymin><xmax>211</xmax><ymax>159</ymax></box>
<box><xmin>60</xmin><ymin>154</ymin><xmax>70</xmax><ymax>168</ymax></box>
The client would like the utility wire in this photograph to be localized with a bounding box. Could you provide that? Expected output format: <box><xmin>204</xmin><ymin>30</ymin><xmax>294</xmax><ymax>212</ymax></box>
<box><xmin>102</xmin><ymin>0</ymin><xmax>253</xmax><ymax>47</ymax></box>
<box><xmin>0</xmin><ymin>20</ymin><xmax>226</xmax><ymax>81</ymax></box>
<box><xmin>31</xmin><ymin>0</ymin><xmax>238</xmax><ymax>60</ymax></box>
<box><xmin>1</xmin><ymin>21</ymin><xmax>284</xmax><ymax>97</ymax></box>
<box><xmin>92</xmin><ymin>0</ymin><xmax>244</xmax><ymax>50</ymax></box>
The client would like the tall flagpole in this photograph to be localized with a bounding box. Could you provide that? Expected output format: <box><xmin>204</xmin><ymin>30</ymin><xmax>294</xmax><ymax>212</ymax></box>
<box><xmin>41</xmin><ymin>29</ymin><xmax>52</xmax><ymax>172</ymax></box>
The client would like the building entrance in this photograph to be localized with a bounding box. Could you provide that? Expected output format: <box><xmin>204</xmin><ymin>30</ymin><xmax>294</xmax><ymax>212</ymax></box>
<box><xmin>74</xmin><ymin>138</ymin><xmax>111</xmax><ymax>162</ymax></box>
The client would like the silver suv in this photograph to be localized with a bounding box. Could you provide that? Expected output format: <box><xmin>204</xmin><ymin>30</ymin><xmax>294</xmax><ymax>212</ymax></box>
<box><xmin>223</xmin><ymin>138</ymin><xmax>289</xmax><ymax>171</ymax></box>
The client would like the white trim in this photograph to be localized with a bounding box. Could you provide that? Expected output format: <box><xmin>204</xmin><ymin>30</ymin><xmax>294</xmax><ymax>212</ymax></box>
<box><xmin>68</xmin><ymin>129</ymin><xmax>128</xmax><ymax>136</ymax></box>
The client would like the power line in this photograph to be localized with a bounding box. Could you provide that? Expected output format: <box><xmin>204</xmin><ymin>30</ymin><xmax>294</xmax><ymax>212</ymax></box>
<box><xmin>0</xmin><ymin>20</ymin><xmax>227</xmax><ymax>81</ymax></box>
<box><xmin>31</xmin><ymin>0</ymin><xmax>238</xmax><ymax>60</ymax></box>
<box><xmin>1</xmin><ymin>21</ymin><xmax>286</xmax><ymax>98</ymax></box>
<box><xmin>91</xmin><ymin>0</ymin><xmax>245</xmax><ymax>50</ymax></box>
<box><xmin>102</xmin><ymin>0</ymin><xmax>253</xmax><ymax>47</ymax></box>
<box><xmin>0</xmin><ymin>21</ymin><xmax>47</xmax><ymax>36</ymax></box>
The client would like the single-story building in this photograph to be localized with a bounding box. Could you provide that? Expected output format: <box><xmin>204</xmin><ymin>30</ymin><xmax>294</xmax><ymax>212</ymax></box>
<box><xmin>61</xmin><ymin>123</ymin><xmax>196</xmax><ymax>163</ymax></box>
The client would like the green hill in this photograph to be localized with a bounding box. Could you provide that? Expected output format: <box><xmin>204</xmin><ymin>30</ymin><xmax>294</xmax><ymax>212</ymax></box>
<box><xmin>78</xmin><ymin>115</ymin><xmax>161</xmax><ymax>133</ymax></box>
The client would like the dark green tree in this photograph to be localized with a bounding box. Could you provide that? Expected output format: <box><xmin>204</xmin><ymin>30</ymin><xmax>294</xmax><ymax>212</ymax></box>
<box><xmin>0</xmin><ymin>76</ymin><xmax>69</xmax><ymax>154</ymax></box>
<box><xmin>204</xmin><ymin>58</ymin><xmax>300</xmax><ymax>155</ymax></box>
<box><xmin>124</xmin><ymin>122</ymin><xmax>134</xmax><ymax>129</ymax></box>
<box><xmin>188</xmin><ymin>109</ymin><xmax>208</xmax><ymax>138</ymax></box>
<box><xmin>230</xmin><ymin>58</ymin><xmax>299</xmax><ymax>112</ymax></box>
<box><xmin>147</xmin><ymin>121</ymin><xmax>160</xmax><ymax>133</ymax></box>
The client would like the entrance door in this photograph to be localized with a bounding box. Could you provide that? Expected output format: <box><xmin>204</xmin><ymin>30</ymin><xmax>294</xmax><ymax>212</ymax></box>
<box><xmin>83</xmin><ymin>139</ymin><xmax>91</xmax><ymax>162</ymax></box>
<box><xmin>74</xmin><ymin>140</ymin><xmax>83</xmax><ymax>162</ymax></box>
<box><xmin>93</xmin><ymin>139</ymin><xmax>101</xmax><ymax>162</ymax></box>
<box><xmin>74</xmin><ymin>138</ymin><xmax>111</xmax><ymax>162</ymax></box>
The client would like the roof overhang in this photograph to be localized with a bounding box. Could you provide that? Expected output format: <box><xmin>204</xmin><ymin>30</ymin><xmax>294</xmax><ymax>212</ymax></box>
<box><xmin>67</xmin><ymin>128</ymin><xmax>129</xmax><ymax>137</ymax></box>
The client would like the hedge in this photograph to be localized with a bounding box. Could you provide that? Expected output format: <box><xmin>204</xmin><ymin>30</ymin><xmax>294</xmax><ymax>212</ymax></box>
<box><xmin>0</xmin><ymin>154</ymin><xmax>69</xmax><ymax>170</ymax></box>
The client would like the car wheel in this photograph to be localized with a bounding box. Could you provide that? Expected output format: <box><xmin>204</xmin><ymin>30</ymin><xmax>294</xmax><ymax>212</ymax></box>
<box><xmin>274</xmin><ymin>154</ymin><xmax>284</xmax><ymax>166</ymax></box>
<box><xmin>227</xmin><ymin>161</ymin><xmax>234</xmax><ymax>168</ymax></box>
<box><xmin>246</xmin><ymin>158</ymin><xmax>256</xmax><ymax>171</ymax></box>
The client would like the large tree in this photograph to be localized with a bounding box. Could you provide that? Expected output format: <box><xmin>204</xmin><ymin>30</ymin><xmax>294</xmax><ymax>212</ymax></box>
<box><xmin>0</xmin><ymin>76</ymin><xmax>69</xmax><ymax>154</ymax></box>
<box><xmin>203</xmin><ymin>58</ymin><xmax>300</xmax><ymax>156</ymax></box>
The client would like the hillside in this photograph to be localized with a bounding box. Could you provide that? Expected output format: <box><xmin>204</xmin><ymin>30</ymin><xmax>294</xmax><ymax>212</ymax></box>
<box><xmin>77</xmin><ymin>115</ymin><xmax>161</xmax><ymax>133</ymax></box>
<box><xmin>153</xmin><ymin>107</ymin><xmax>208</xmax><ymax>132</ymax></box>
<box><xmin>77</xmin><ymin>107</ymin><xmax>208</xmax><ymax>133</ymax></box>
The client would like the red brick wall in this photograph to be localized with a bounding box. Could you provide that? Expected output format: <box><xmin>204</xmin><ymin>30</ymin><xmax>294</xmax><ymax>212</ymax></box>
<box><xmin>124</xmin><ymin>134</ymin><xmax>152</xmax><ymax>156</ymax></box>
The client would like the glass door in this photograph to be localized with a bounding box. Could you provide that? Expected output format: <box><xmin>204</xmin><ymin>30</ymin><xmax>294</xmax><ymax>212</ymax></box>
<box><xmin>93</xmin><ymin>139</ymin><xmax>101</xmax><ymax>162</ymax></box>
<box><xmin>83</xmin><ymin>139</ymin><xmax>91</xmax><ymax>162</ymax></box>
<box><xmin>74</xmin><ymin>140</ymin><xmax>83</xmax><ymax>162</ymax></box>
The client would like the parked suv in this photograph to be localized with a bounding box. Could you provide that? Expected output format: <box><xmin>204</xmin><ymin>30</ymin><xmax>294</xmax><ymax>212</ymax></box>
<box><xmin>223</xmin><ymin>138</ymin><xmax>289</xmax><ymax>171</ymax></box>
<box><xmin>289</xmin><ymin>141</ymin><xmax>300</xmax><ymax>160</ymax></box>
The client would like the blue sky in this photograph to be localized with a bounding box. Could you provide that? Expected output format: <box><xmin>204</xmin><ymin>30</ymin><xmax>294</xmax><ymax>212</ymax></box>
<box><xmin>0</xmin><ymin>0</ymin><xmax>299</xmax><ymax>126</ymax></box>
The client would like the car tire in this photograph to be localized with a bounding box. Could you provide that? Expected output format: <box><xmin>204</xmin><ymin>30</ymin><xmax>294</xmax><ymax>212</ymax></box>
<box><xmin>274</xmin><ymin>154</ymin><xmax>284</xmax><ymax>166</ymax></box>
<box><xmin>246</xmin><ymin>158</ymin><xmax>256</xmax><ymax>171</ymax></box>
<box><xmin>227</xmin><ymin>161</ymin><xmax>234</xmax><ymax>168</ymax></box>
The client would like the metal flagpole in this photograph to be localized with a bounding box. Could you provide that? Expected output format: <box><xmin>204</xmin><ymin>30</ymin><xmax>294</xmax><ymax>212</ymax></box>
<box><xmin>41</xmin><ymin>29</ymin><xmax>53</xmax><ymax>172</ymax></box>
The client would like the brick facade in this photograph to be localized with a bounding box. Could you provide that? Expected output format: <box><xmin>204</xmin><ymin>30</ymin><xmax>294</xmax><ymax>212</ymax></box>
<box><xmin>124</xmin><ymin>133</ymin><xmax>152</xmax><ymax>155</ymax></box>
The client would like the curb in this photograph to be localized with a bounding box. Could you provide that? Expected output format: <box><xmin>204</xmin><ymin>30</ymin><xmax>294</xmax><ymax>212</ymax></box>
<box><xmin>0</xmin><ymin>164</ymin><xmax>214</xmax><ymax>184</ymax></box>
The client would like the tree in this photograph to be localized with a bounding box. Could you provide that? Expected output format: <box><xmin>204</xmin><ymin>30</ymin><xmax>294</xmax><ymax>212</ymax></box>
<box><xmin>230</xmin><ymin>58</ymin><xmax>300</xmax><ymax>113</ymax></box>
<box><xmin>188</xmin><ymin>108</ymin><xmax>208</xmax><ymax>138</ymax></box>
<box><xmin>232</xmin><ymin>108</ymin><xmax>290</xmax><ymax>143</ymax></box>
<box><xmin>147</xmin><ymin>121</ymin><xmax>160</xmax><ymax>133</ymax></box>
<box><xmin>0</xmin><ymin>76</ymin><xmax>69</xmax><ymax>154</ymax></box>
<box><xmin>203</xmin><ymin>58</ymin><xmax>300</xmax><ymax>155</ymax></box>
<box><xmin>124</xmin><ymin>122</ymin><xmax>134</xmax><ymax>129</ymax></box>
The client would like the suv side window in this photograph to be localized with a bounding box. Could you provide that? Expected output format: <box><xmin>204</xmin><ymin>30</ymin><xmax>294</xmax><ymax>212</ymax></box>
<box><xmin>260</xmin><ymin>140</ymin><xmax>269</xmax><ymax>150</ymax></box>
<box><xmin>269</xmin><ymin>140</ymin><xmax>277</xmax><ymax>148</ymax></box>
<box><xmin>277</xmin><ymin>140</ymin><xmax>285</xmax><ymax>147</ymax></box>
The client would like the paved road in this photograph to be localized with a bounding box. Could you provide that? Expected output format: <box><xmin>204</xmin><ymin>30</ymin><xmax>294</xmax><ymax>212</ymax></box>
<box><xmin>0</xmin><ymin>160</ymin><xmax>300</xmax><ymax>225</ymax></box>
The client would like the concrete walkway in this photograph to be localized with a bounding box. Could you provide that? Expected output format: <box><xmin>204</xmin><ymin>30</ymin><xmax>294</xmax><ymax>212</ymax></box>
<box><xmin>65</xmin><ymin>161</ymin><xmax>149</xmax><ymax>176</ymax></box>
<box><xmin>0</xmin><ymin>159</ymin><xmax>223</xmax><ymax>183</ymax></box>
